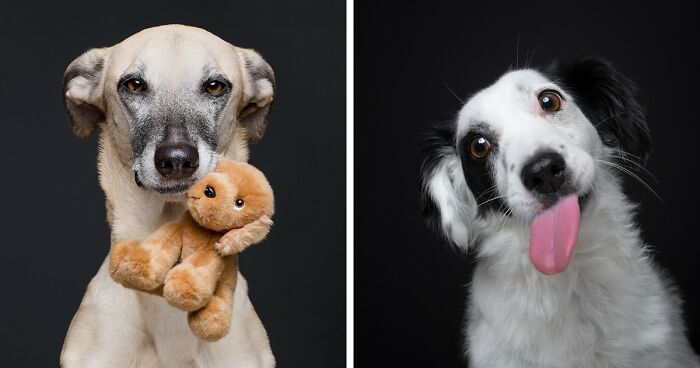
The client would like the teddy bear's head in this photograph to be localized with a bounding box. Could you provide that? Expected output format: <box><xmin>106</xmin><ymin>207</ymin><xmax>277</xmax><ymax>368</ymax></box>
<box><xmin>186</xmin><ymin>160</ymin><xmax>274</xmax><ymax>232</ymax></box>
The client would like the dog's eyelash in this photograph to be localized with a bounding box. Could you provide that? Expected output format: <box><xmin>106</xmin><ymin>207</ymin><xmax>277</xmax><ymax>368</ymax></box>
<box><xmin>537</xmin><ymin>88</ymin><xmax>566</xmax><ymax>101</ymax></box>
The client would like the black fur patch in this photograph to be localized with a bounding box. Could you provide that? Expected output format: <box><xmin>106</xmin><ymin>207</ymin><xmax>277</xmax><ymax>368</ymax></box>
<box><xmin>546</xmin><ymin>57</ymin><xmax>651</xmax><ymax>165</ymax></box>
<box><xmin>419</xmin><ymin>122</ymin><xmax>455</xmax><ymax>233</ymax></box>
<box><xmin>457</xmin><ymin>128</ymin><xmax>507</xmax><ymax>216</ymax></box>
<box><xmin>419</xmin><ymin>122</ymin><xmax>508</xmax><ymax>237</ymax></box>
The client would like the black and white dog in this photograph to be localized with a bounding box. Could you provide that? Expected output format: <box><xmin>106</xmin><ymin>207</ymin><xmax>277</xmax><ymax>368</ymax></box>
<box><xmin>421</xmin><ymin>57</ymin><xmax>699</xmax><ymax>367</ymax></box>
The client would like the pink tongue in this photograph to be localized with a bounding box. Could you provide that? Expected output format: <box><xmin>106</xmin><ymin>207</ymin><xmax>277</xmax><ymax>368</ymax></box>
<box><xmin>529</xmin><ymin>195</ymin><xmax>581</xmax><ymax>275</ymax></box>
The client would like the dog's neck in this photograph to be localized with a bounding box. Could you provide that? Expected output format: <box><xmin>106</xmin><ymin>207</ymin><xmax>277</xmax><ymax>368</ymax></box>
<box><xmin>97</xmin><ymin>128</ymin><xmax>250</xmax><ymax>243</ymax></box>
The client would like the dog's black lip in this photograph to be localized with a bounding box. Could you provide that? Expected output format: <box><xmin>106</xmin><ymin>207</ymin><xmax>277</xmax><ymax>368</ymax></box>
<box><xmin>134</xmin><ymin>171</ymin><xmax>143</xmax><ymax>187</ymax></box>
<box><xmin>146</xmin><ymin>181</ymin><xmax>196</xmax><ymax>195</ymax></box>
<box><xmin>132</xmin><ymin>171</ymin><xmax>196</xmax><ymax>195</ymax></box>
<box><xmin>153</xmin><ymin>185</ymin><xmax>190</xmax><ymax>194</ymax></box>
<box><xmin>578</xmin><ymin>191</ymin><xmax>592</xmax><ymax>211</ymax></box>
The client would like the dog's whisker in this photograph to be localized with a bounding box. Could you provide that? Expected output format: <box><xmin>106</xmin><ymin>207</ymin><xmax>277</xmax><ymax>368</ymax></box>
<box><xmin>497</xmin><ymin>207</ymin><xmax>512</xmax><ymax>231</ymax></box>
<box><xmin>587</xmin><ymin>147</ymin><xmax>659</xmax><ymax>185</ymax></box>
<box><xmin>597</xmin><ymin>160</ymin><xmax>663</xmax><ymax>202</ymax></box>
<box><xmin>525</xmin><ymin>46</ymin><xmax>538</xmax><ymax>69</ymax></box>
<box><xmin>443</xmin><ymin>81</ymin><xmax>464</xmax><ymax>104</ymax></box>
<box><xmin>607</xmin><ymin>154</ymin><xmax>659</xmax><ymax>183</ymax></box>
<box><xmin>477</xmin><ymin>195</ymin><xmax>506</xmax><ymax>209</ymax></box>
<box><xmin>515</xmin><ymin>31</ymin><xmax>521</xmax><ymax>69</ymax></box>
<box><xmin>589</xmin><ymin>147</ymin><xmax>645</xmax><ymax>163</ymax></box>
<box><xmin>592</xmin><ymin>112</ymin><xmax>624</xmax><ymax>128</ymax></box>
<box><xmin>475</xmin><ymin>185</ymin><xmax>498</xmax><ymax>202</ymax></box>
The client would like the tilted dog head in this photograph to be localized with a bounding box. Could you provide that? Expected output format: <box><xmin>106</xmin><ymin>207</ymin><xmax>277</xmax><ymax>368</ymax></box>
<box><xmin>63</xmin><ymin>25</ymin><xmax>275</xmax><ymax>198</ymax></box>
<box><xmin>421</xmin><ymin>57</ymin><xmax>650</xmax><ymax>262</ymax></box>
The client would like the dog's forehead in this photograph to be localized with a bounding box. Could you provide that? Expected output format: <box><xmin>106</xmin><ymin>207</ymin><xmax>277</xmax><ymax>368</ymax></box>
<box><xmin>107</xmin><ymin>25</ymin><xmax>242</xmax><ymax>84</ymax></box>
<box><xmin>456</xmin><ymin>69</ymin><xmax>559</xmax><ymax>134</ymax></box>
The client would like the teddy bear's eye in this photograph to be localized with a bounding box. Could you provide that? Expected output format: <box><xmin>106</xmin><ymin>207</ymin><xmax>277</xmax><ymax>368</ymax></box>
<box><xmin>204</xmin><ymin>186</ymin><xmax>216</xmax><ymax>198</ymax></box>
<box><xmin>234</xmin><ymin>198</ymin><xmax>245</xmax><ymax>210</ymax></box>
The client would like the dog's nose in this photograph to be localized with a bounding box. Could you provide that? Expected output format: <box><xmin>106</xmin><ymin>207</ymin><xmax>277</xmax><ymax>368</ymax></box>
<box><xmin>154</xmin><ymin>143</ymin><xmax>199</xmax><ymax>179</ymax></box>
<box><xmin>521</xmin><ymin>152</ymin><xmax>567</xmax><ymax>195</ymax></box>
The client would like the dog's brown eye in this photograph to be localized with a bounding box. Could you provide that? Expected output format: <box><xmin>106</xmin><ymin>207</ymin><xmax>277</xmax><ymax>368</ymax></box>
<box><xmin>234</xmin><ymin>198</ymin><xmax>245</xmax><ymax>209</ymax></box>
<box><xmin>469</xmin><ymin>136</ymin><xmax>491</xmax><ymax>160</ymax></box>
<box><xmin>204</xmin><ymin>186</ymin><xmax>216</xmax><ymax>198</ymax></box>
<box><xmin>538</xmin><ymin>90</ymin><xmax>563</xmax><ymax>112</ymax></box>
<box><xmin>205</xmin><ymin>80</ymin><xmax>226</xmax><ymax>96</ymax></box>
<box><xmin>125</xmin><ymin>78</ymin><xmax>145</xmax><ymax>93</ymax></box>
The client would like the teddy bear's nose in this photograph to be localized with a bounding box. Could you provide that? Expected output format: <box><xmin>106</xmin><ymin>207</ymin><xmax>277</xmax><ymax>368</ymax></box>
<box><xmin>154</xmin><ymin>142</ymin><xmax>199</xmax><ymax>179</ymax></box>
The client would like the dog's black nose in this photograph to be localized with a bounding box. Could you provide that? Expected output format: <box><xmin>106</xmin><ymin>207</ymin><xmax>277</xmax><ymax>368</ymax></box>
<box><xmin>521</xmin><ymin>152</ymin><xmax>567</xmax><ymax>195</ymax></box>
<box><xmin>154</xmin><ymin>143</ymin><xmax>199</xmax><ymax>179</ymax></box>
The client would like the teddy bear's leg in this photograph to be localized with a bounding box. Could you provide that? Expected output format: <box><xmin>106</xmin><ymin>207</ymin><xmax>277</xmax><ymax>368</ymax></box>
<box><xmin>215</xmin><ymin>215</ymin><xmax>273</xmax><ymax>256</ymax></box>
<box><xmin>163</xmin><ymin>246</ymin><xmax>225</xmax><ymax>311</ymax></box>
<box><xmin>109</xmin><ymin>222</ymin><xmax>183</xmax><ymax>291</ymax></box>
<box><xmin>188</xmin><ymin>255</ymin><xmax>239</xmax><ymax>341</ymax></box>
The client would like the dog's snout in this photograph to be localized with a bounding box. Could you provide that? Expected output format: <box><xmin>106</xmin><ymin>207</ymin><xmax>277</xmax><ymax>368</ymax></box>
<box><xmin>154</xmin><ymin>142</ymin><xmax>199</xmax><ymax>179</ymax></box>
<box><xmin>521</xmin><ymin>152</ymin><xmax>567</xmax><ymax>195</ymax></box>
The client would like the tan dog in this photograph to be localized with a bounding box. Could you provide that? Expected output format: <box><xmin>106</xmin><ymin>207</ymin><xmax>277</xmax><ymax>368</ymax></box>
<box><xmin>110</xmin><ymin>160</ymin><xmax>274</xmax><ymax>341</ymax></box>
<box><xmin>60</xmin><ymin>25</ymin><xmax>276</xmax><ymax>367</ymax></box>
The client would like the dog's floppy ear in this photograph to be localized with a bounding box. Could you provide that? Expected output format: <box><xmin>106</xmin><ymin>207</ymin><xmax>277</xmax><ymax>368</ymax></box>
<box><xmin>235</xmin><ymin>47</ymin><xmax>275</xmax><ymax>143</ymax></box>
<box><xmin>63</xmin><ymin>47</ymin><xmax>111</xmax><ymax>139</ymax></box>
<box><xmin>420</xmin><ymin>123</ymin><xmax>476</xmax><ymax>250</ymax></box>
<box><xmin>548</xmin><ymin>57</ymin><xmax>651</xmax><ymax>164</ymax></box>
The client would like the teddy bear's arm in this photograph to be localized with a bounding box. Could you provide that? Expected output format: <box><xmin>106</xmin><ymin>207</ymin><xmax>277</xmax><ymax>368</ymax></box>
<box><xmin>110</xmin><ymin>220</ymin><xmax>184</xmax><ymax>291</ymax></box>
<box><xmin>142</xmin><ymin>221</ymin><xmax>185</xmax><ymax>271</ymax></box>
<box><xmin>215</xmin><ymin>215</ymin><xmax>273</xmax><ymax>256</ymax></box>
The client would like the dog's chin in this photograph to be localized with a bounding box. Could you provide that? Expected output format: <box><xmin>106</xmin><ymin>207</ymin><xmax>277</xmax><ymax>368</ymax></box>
<box><xmin>154</xmin><ymin>187</ymin><xmax>189</xmax><ymax>201</ymax></box>
<box><xmin>134</xmin><ymin>172</ymin><xmax>197</xmax><ymax>201</ymax></box>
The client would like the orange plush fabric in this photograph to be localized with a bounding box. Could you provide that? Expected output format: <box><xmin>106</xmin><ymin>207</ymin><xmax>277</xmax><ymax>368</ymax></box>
<box><xmin>109</xmin><ymin>159</ymin><xmax>274</xmax><ymax>341</ymax></box>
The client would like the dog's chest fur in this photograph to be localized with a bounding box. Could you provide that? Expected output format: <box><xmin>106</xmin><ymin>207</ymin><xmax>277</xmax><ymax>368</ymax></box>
<box><xmin>466</xmin><ymin>177</ymin><xmax>696</xmax><ymax>368</ymax></box>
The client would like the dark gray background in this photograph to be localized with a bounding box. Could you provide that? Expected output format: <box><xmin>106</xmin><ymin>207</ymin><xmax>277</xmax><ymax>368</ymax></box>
<box><xmin>0</xmin><ymin>1</ymin><xmax>345</xmax><ymax>367</ymax></box>
<box><xmin>356</xmin><ymin>1</ymin><xmax>700</xmax><ymax>367</ymax></box>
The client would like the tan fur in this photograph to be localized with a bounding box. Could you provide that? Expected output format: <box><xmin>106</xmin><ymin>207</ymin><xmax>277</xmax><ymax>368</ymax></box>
<box><xmin>110</xmin><ymin>160</ymin><xmax>274</xmax><ymax>341</ymax></box>
<box><xmin>61</xmin><ymin>25</ymin><xmax>277</xmax><ymax>368</ymax></box>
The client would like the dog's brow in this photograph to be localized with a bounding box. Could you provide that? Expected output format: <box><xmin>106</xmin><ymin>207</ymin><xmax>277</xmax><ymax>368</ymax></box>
<box><xmin>118</xmin><ymin>66</ymin><xmax>146</xmax><ymax>84</ymax></box>
<box><xmin>469</xmin><ymin>122</ymin><xmax>498</xmax><ymax>138</ymax></box>
<box><xmin>202</xmin><ymin>67</ymin><xmax>231</xmax><ymax>84</ymax></box>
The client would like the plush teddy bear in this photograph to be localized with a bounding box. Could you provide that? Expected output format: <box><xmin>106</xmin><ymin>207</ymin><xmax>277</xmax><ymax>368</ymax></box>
<box><xmin>109</xmin><ymin>159</ymin><xmax>274</xmax><ymax>341</ymax></box>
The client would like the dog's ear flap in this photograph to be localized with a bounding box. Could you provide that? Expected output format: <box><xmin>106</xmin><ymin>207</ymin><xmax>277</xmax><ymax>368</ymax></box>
<box><xmin>548</xmin><ymin>57</ymin><xmax>651</xmax><ymax>165</ymax></box>
<box><xmin>420</xmin><ymin>123</ymin><xmax>476</xmax><ymax>250</ymax></box>
<box><xmin>63</xmin><ymin>47</ymin><xmax>110</xmax><ymax>139</ymax></box>
<box><xmin>235</xmin><ymin>47</ymin><xmax>275</xmax><ymax>143</ymax></box>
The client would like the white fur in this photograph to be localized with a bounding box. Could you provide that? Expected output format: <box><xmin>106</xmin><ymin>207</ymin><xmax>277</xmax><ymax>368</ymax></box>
<box><xmin>426</xmin><ymin>70</ymin><xmax>699</xmax><ymax>367</ymax></box>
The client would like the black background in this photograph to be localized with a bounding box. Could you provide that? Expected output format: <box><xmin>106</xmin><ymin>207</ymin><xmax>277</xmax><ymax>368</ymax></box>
<box><xmin>0</xmin><ymin>1</ymin><xmax>345</xmax><ymax>367</ymax></box>
<box><xmin>356</xmin><ymin>1</ymin><xmax>699</xmax><ymax>367</ymax></box>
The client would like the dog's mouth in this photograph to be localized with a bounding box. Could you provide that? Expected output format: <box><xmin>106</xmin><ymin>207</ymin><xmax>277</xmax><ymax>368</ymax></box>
<box><xmin>153</xmin><ymin>185</ymin><xmax>191</xmax><ymax>196</ymax></box>
<box><xmin>133</xmin><ymin>170</ymin><xmax>196</xmax><ymax>198</ymax></box>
